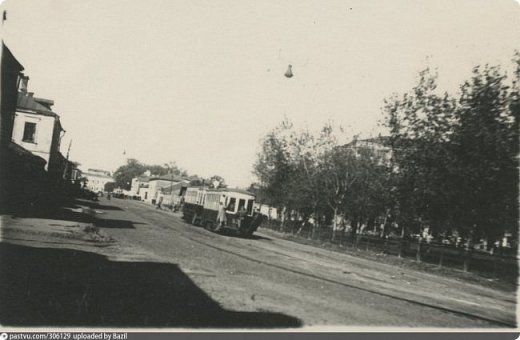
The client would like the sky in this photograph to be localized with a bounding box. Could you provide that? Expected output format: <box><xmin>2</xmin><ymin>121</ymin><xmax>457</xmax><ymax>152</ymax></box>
<box><xmin>1</xmin><ymin>0</ymin><xmax>519</xmax><ymax>187</ymax></box>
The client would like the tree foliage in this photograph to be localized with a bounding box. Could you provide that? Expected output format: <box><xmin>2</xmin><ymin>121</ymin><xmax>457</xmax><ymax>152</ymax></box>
<box><xmin>208</xmin><ymin>175</ymin><xmax>227</xmax><ymax>188</ymax></box>
<box><xmin>384</xmin><ymin>60</ymin><xmax>519</xmax><ymax>243</ymax></box>
<box><xmin>113</xmin><ymin>159</ymin><xmax>187</xmax><ymax>190</ymax></box>
<box><xmin>253</xmin><ymin>120</ymin><xmax>391</xmax><ymax>235</ymax></box>
<box><xmin>255</xmin><ymin>56</ymin><xmax>518</xmax><ymax>246</ymax></box>
<box><xmin>104</xmin><ymin>182</ymin><xmax>117</xmax><ymax>193</ymax></box>
<box><xmin>113</xmin><ymin>159</ymin><xmax>146</xmax><ymax>190</ymax></box>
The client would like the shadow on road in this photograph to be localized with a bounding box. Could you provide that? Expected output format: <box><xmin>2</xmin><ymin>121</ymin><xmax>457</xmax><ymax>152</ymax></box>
<box><xmin>94</xmin><ymin>218</ymin><xmax>146</xmax><ymax>229</ymax></box>
<box><xmin>7</xmin><ymin>198</ymin><xmax>104</xmax><ymax>224</ymax></box>
<box><xmin>78</xmin><ymin>200</ymin><xmax>123</xmax><ymax>211</ymax></box>
<box><xmin>0</xmin><ymin>243</ymin><xmax>302</xmax><ymax>328</ymax></box>
<box><xmin>9</xmin><ymin>207</ymin><xmax>94</xmax><ymax>224</ymax></box>
<box><xmin>221</xmin><ymin>231</ymin><xmax>273</xmax><ymax>242</ymax></box>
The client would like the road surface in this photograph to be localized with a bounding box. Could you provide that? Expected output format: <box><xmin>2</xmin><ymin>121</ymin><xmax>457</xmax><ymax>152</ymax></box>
<box><xmin>1</xmin><ymin>197</ymin><xmax>516</xmax><ymax>329</ymax></box>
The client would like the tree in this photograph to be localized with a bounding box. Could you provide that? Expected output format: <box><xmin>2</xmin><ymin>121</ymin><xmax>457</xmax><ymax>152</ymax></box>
<box><xmin>160</xmin><ymin>161</ymin><xmax>187</xmax><ymax>178</ymax></box>
<box><xmin>104</xmin><ymin>182</ymin><xmax>117</xmax><ymax>193</ymax></box>
<box><xmin>449</xmin><ymin>64</ymin><xmax>519</xmax><ymax>245</ymax></box>
<box><xmin>254</xmin><ymin>120</ymin><xmax>393</xmax><ymax>238</ymax></box>
<box><xmin>384</xmin><ymin>68</ymin><xmax>458</xmax><ymax>235</ymax></box>
<box><xmin>254</xmin><ymin>120</ymin><xmax>299</xmax><ymax>211</ymax></box>
<box><xmin>208</xmin><ymin>175</ymin><xmax>227</xmax><ymax>188</ymax></box>
<box><xmin>343</xmin><ymin>144</ymin><xmax>393</xmax><ymax>236</ymax></box>
<box><xmin>383</xmin><ymin>60</ymin><xmax>519</xmax><ymax>245</ymax></box>
<box><xmin>319</xmin><ymin>144</ymin><xmax>357</xmax><ymax>238</ymax></box>
<box><xmin>113</xmin><ymin>159</ymin><xmax>188</xmax><ymax>191</ymax></box>
<box><xmin>113</xmin><ymin>159</ymin><xmax>146</xmax><ymax>190</ymax></box>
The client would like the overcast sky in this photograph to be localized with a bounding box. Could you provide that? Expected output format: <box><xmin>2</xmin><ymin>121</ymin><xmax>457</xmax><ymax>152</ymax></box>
<box><xmin>1</xmin><ymin>0</ymin><xmax>519</xmax><ymax>187</ymax></box>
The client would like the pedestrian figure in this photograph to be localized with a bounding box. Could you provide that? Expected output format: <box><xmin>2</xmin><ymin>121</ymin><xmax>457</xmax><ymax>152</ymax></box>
<box><xmin>216</xmin><ymin>202</ymin><xmax>227</xmax><ymax>229</ymax></box>
<box><xmin>156</xmin><ymin>196</ymin><xmax>163</xmax><ymax>210</ymax></box>
<box><xmin>237</xmin><ymin>205</ymin><xmax>247</xmax><ymax>229</ymax></box>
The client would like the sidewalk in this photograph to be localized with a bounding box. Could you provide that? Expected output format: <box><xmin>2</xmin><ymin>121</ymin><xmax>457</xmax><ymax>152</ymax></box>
<box><xmin>1</xmin><ymin>199</ymin><xmax>114</xmax><ymax>251</ymax></box>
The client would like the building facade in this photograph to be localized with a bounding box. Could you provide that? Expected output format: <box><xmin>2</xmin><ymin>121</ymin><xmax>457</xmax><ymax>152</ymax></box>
<box><xmin>83</xmin><ymin>169</ymin><xmax>113</xmax><ymax>193</ymax></box>
<box><xmin>1</xmin><ymin>42</ymin><xmax>24</xmax><ymax>160</ymax></box>
<box><xmin>130</xmin><ymin>172</ymin><xmax>151</xmax><ymax>199</ymax></box>
<box><xmin>12</xmin><ymin>77</ymin><xmax>65</xmax><ymax>178</ymax></box>
<box><xmin>0</xmin><ymin>42</ymin><xmax>51</xmax><ymax>210</ymax></box>
<box><xmin>156</xmin><ymin>181</ymin><xmax>189</xmax><ymax>208</ymax></box>
<box><xmin>146</xmin><ymin>176</ymin><xmax>189</xmax><ymax>204</ymax></box>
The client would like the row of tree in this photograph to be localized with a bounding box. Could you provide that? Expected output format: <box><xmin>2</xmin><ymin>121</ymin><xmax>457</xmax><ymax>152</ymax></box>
<box><xmin>112</xmin><ymin>159</ymin><xmax>226</xmax><ymax>191</ymax></box>
<box><xmin>253</xmin><ymin>56</ymin><xmax>519</xmax><ymax>246</ymax></box>
<box><xmin>253</xmin><ymin>120</ymin><xmax>391</xmax><ymax>239</ymax></box>
<box><xmin>384</xmin><ymin>58</ymin><xmax>519</xmax><ymax>245</ymax></box>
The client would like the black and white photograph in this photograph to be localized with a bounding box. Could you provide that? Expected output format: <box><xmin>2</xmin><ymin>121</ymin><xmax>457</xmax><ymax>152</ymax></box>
<box><xmin>0</xmin><ymin>0</ymin><xmax>518</xmax><ymax>332</ymax></box>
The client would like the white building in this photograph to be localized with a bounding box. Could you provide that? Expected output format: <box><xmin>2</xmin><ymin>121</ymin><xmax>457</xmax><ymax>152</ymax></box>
<box><xmin>83</xmin><ymin>169</ymin><xmax>113</xmax><ymax>193</ymax></box>
<box><xmin>146</xmin><ymin>176</ymin><xmax>189</xmax><ymax>204</ymax></box>
<box><xmin>156</xmin><ymin>181</ymin><xmax>189</xmax><ymax>207</ymax></box>
<box><xmin>12</xmin><ymin>77</ymin><xmax>64</xmax><ymax>175</ymax></box>
<box><xmin>130</xmin><ymin>172</ymin><xmax>151</xmax><ymax>199</ymax></box>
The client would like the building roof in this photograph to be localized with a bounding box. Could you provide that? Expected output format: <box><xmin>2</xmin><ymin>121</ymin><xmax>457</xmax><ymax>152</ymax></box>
<box><xmin>87</xmin><ymin>168</ymin><xmax>111</xmax><ymax>176</ymax></box>
<box><xmin>1</xmin><ymin>42</ymin><xmax>24</xmax><ymax>75</ymax></box>
<box><xmin>17</xmin><ymin>93</ymin><xmax>58</xmax><ymax>117</ymax></box>
<box><xmin>83</xmin><ymin>171</ymin><xmax>113</xmax><ymax>179</ymax></box>
<box><xmin>34</xmin><ymin>97</ymin><xmax>54</xmax><ymax>110</ymax></box>
<box><xmin>135</xmin><ymin>175</ymin><xmax>151</xmax><ymax>182</ymax></box>
<box><xmin>344</xmin><ymin>136</ymin><xmax>391</xmax><ymax>147</ymax></box>
<box><xmin>223</xmin><ymin>188</ymin><xmax>256</xmax><ymax>196</ymax></box>
<box><xmin>206</xmin><ymin>188</ymin><xmax>256</xmax><ymax>197</ymax></box>
<box><xmin>149</xmin><ymin>176</ymin><xmax>189</xmax><ymax>182</ymax></box>
<box><xmin>160</xmin><ymin>181</ymin><xmax>188</xmax><ymax>194</ymax></box>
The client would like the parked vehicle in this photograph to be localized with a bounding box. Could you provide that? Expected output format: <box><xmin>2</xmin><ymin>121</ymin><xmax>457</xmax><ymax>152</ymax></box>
<box><xmin>81</xmin><ymin>189</ymin><xmax>98</xmax><ymax>201</ymax></box>
<box><xmin>182</xmin><ymin>187</ymin><xmax>262</xmax><ymax>237</ymax></box>
<box><xmin>182</xmin><ymin>186</ymin><xmax>206</xmax><ymax>224</ymax></box>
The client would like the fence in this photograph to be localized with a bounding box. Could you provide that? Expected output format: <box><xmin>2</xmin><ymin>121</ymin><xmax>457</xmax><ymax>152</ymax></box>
<box><xmin>259</xmin><ymin>219</ymin><xmax>518</xmax><ymax>282</ymax></box>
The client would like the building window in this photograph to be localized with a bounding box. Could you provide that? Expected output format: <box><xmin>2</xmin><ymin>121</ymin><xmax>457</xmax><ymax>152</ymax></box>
<box><xmin>22</xmin><ymin>122</ymin><xmax>36</xmax><ymax>143</ymax></box>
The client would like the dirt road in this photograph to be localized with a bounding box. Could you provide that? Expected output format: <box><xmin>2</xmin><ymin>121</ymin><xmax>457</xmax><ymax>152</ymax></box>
<box><xmin>1</xmin><ymin>197</ymin><xmax>516</xmax><ymax>329</ymax></box>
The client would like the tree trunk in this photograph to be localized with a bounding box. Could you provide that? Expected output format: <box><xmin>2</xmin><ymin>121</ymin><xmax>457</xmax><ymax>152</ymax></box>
<box><xmin>463</xmin><ymin>248</ymin><xmax>472</xmax><ymax>272</ymax></box>
<box><xmin>339</xmin><ymin>224</ymin><xmax>344</xmax><ymax>246</ymax></box>
<box><xmin>438</xmin><ymin>245</ymin><xmax>444</xmax><ymax>267</ymax></box>
<box><xmin>331</xmin><ymin>207</ymin><xmax>338</xmax><ymax>241</ymax></box>
<box><xmin>311</xmin><ymin>207</ymin><xmax>318</xmax><ymax>240</ymax></box>
<box><xmin>416</xmin><ymin>238</ymin><xmax>422</xmax><ymax>262</ymax></box>
<box><xmin>463</xmin><ymin>231</ymin><xmax>474</xmax><ymax>272</ymax></box>
<box><xmin>398</xmin><ymin>224</ymin><xmax>405</xmax><ymax>258</ymax></box>
<box><xmin>492</xmin><ymin>248</ymin><xmax>500</xmax><ymax>279</ymax></box>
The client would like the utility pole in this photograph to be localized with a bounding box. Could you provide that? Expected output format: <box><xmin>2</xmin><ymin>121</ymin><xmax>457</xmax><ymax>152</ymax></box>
<box><xmin>174</xmin><ymin>168</ymin><xmax>178</xmax><ymax>211</ymax></box>
<box><xmin>62</xmin><ymin>139</ymin><xmax>72</xmax><ymax>180</ymax></box>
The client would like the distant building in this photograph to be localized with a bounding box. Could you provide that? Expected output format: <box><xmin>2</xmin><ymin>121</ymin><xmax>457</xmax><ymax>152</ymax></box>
<box><xmin>12</xmin><ymin>76</ymin><xmax>65</xmax><ymax>180</ymax></box>
<box><xmin>63</xmin><ymin>160</ymin><xmax>82</xmax><ymax>183</ymax></box>
<box><xmin>157</xmin><ymin>181</ymin><xmax>189</xmax><ymax>207</ymax></box>
<box><xmin>343</xmin><ymin>136</ymin><xmax>392</xmax><ymax>166</ymax></box>
<box><xmin>146</xmin><ymin>175</ymin><xmax>189</xmax><ymax>204</ymax></box>
<box><xmin>83</xmin><ymin>168</ymin><xmax>113</xmax><ymax>193</ymax></box>
<box><xmin>130</xmin><ymin>174</ymin><xmax>150</xmax><ymax>199</ymax></box>
<box><xmin>69</xmin><ymin>162</ymin><xmax>82</xmax><ymax>181</ymax></box>
<box><xmin>1</xmin><ymin>42</ymin><xmax>48</xmax><ymax>210</ymax></box>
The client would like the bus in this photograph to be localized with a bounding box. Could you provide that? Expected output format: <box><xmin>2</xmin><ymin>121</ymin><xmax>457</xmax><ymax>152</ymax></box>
<box><xmin>182</xmin><ymin>187</ymin><xmax>263</xmax><ymax>237</ymax></box>
<box><xmin>182</xmin><ymin>186</ymin><xmax>206</xmax><ymax>224</ymax></box>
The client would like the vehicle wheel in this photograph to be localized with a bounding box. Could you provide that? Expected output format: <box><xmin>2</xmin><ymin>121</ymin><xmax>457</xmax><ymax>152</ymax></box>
<box><xmin>239</xmin><ymin>228</ymin><xmax>253</xmax><ymax>238</ymax></box>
